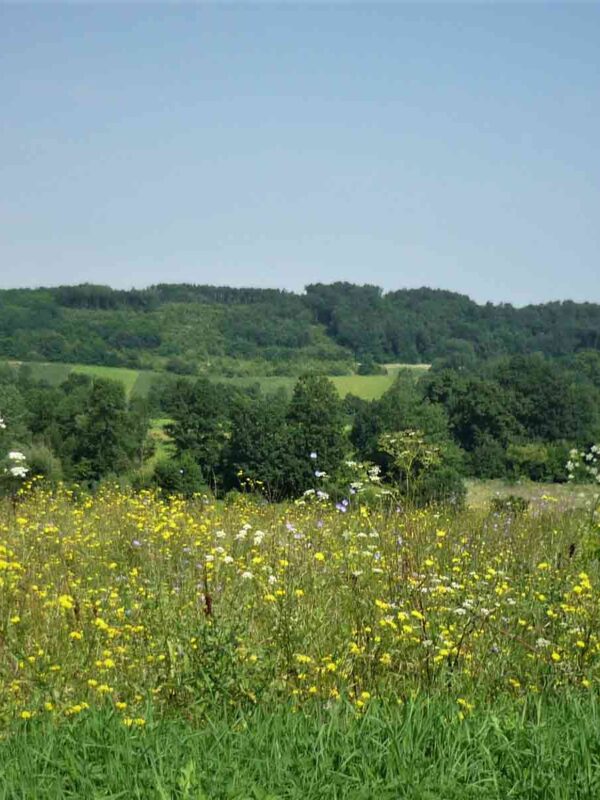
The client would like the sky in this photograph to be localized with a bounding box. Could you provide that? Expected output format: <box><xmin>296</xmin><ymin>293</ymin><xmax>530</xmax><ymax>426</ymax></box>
<box><xmin>1</xmin><ymin>3</ymin><xmax>599</xmax><ymax>306</ymax></box>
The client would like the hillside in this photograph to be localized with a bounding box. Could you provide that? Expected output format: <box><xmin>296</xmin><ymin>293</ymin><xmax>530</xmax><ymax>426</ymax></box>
<box><xmin>1</xmin><ymin>283</ymin><xmax>599</xmax><ymax>377</ymax></box>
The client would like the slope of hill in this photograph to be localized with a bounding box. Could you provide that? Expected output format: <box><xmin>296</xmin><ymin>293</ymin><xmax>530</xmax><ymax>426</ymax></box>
<box><xmin>1</xmin><ymin>282</ymin><xmax>599</xmax><ymax>376</ymax></box>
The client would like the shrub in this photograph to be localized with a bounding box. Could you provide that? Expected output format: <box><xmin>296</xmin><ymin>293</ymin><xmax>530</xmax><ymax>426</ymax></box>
<box><xmin>24</xmin><ymin>443</ymin><xmax>63</xmax><ymax>483</ymax></box>
<box><xmin>153</xmin><ymin>453</ymin><xmax>205</xmax><ymax>497</ymax></box>
<box><xmin>414</xmin><ymin>465</ymin><xmax>467</xmax><ymax>508</ymax></box>
<box><xmin>469</xmin><ymin>435</ymin><xmax>508</xmax><ymax>479</ymax></box>
<box><xmin>490</xmin><ymin>495</ymin><xmax>530</xmax><ymax>515</ymax></box>
<box><xmin>357</xmin><ymin>359</ymin><xmax>387</xmax><ymax>376</ymax></box>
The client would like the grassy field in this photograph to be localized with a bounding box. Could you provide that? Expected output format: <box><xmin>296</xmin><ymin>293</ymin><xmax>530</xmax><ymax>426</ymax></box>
<box><xmin>70</xmin><ymin>364</ymin><xmax>141</xmax><ymax>396</ymax></box>
<box><xmin>1</xmin><ymin>360</ymin><xmax>160</xmax><ymax>399</ymax></box>
<box><xmin>1</xmin><ymin>489</ymin><xmax>598</xmax><ymax>714</ymax></box>
<box><xmin>1</xmin><ymin>483</ymin><xmax>599</xmax><ymax>796</ymax></box>
<box><xmin>1</xmin><ymin>360</ymin><xmax>429</xmax><ymax>401</ymax></box>
<box><xmin>1</xmin><ymin>696</ymin><xmax>598</xmax><ymax>799</ymax></box>
<box><xmin>8</xmin><ymin>360</ymin><xmax>73</xmax><ymax>386</ymax></box>
<box><xmin>466</xmin><ymin>479</ymin><xmax>600</xmax><ymax>511</ymax></box>
<box><xmin>145</xmin><ymin>417</ymin><xmax>175</xmax><ymax>472</ymax></box>
<box><xmin>187</xmin><ymin>362</ymin><xmax>428</xmax><ymax>400</ymax></box>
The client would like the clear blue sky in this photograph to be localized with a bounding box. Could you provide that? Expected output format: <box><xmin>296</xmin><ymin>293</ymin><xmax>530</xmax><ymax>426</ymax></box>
<box><xmin>1</xmin><ymin>3</ymin><xmax>599</xmax><ymax>305</ymax></box>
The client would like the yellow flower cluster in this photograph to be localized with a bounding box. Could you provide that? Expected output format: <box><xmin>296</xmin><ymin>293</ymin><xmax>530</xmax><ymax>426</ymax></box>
<box><xmin>1</xmin><ymin>485</ymin><xmax>598</xmax><ymax>723</ymax></box>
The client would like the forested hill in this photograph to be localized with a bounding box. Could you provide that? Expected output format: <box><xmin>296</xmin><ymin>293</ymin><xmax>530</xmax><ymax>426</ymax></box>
<box><xmin>1</xmin><ymin>282</ymin><xmax>599</xmax><ymax>373</ymax></box>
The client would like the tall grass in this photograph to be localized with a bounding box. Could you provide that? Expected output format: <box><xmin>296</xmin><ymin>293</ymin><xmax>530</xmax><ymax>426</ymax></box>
<box><xmin>1</xmin><ymin>486</ymin><xmax>598</xmax><ymax>720</ymax></box>
<box><xmin>1</xmin><ymin>696</ymin><xmax>598</xmax><ymax>799</ymax></box>
<box><xmin>1</xmin><ymin>484</ymin><xmax>598</xmax><ymax>796</ymax></box>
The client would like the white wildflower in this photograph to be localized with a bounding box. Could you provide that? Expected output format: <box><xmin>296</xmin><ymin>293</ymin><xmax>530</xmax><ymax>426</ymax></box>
<box><xmin>253</xmin><ymin>531</ymin><xmax>265</xmax><ymax>546</ymax></box>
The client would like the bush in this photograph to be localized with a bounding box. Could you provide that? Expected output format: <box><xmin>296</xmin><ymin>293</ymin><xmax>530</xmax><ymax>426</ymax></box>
<box><xmin>507</xmin><ymin>443</ymin><xmax>550</xmax><ymax>482</ymax></box>
<box><xmin>153</xmin><ymin>453</ymin><xmax>205</xmax><ymax>497</ymax></box>
<box><xmin>490</xmin><ymin>495</ymin><xmax>530</xmax><ymax>515</ymax></box>
<box><xmin>165</xmin><ymin>357</ymin><xmax>197</xmax><ymax>376</ymax></box>
<box><xmin>545</xmin><ymin>441</ymin><xmax>571</xmax><ymax>482</ymax></box>
<box><xmin>469</xmin><ymin>435</ymin><xmax>508</xmax><ymax>479</ymax></box>
<box><xmin>357</xmin><ymin>359</ymin><xmax>387</xmax><ymax>376</ymax></box>
<box><xmin>414</xmin><ymin>465</ymin><xmax>467</xmax><ymax>508</ymax></box>
<box><xmin>25</xmin><ymin>443</ymin><xmax>63</xmax><ymax>483</ymax></box>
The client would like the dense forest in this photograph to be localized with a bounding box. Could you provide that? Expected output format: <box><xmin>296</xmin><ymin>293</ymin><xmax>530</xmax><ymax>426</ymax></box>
<box><xmin>1</xmin><ymin>283</ymin><xmax>600</xmax><ymax>375</ymax></box>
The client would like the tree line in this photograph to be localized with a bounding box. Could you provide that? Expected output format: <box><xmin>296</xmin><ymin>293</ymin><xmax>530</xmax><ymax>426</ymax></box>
<box><xmin>2</xmin><ymin>351</ymin><xmax>599</xmax><ymax>504</ymax></box>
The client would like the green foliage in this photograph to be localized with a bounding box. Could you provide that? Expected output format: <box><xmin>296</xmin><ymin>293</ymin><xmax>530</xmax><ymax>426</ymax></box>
<box><xmin>164</xmin><ymin>378</ymin><xmax>232</xmax><ymax>487</ymax></box>
<box><xmin>490</xmin><ymin>495</ymin><xmax>531</xmax><ymax>515</ymax></box>
<box><xmin>573</xmin><ymin>350</ymin><xmax>600</xmax><ymax>387</ymax></box>
<box><xmin>1</xmin><ymin>329</ymin><xmax>600</xmax><ymax>496</ymax></box>
<box><xmin>351</xmin><ymin>373</ymin><xmax>451</xmax><ymax>458</ymax></box>
<box><xmin>2</xmin><ymin>697</ymin><xmax>600</xmax><ymax>799</ymax></box>
<box><xmin>23</xmin><ymin>443</ymin><xmax>63</xmax><ymax>483</ymax></box>
<box><xmin>349</xmin><ymin>375</ymin><xmax>465</xmax><ymax>506</ymax></box>
<box><xmin>507</xmin><ymin>442</ymin><xmax>551</xmax><ymax>482</ymax></box>
<box><xmin>468</xmin><ymin>434</ymin><xmax>508</xmax><ymax>479</ymax></box>
<box><xmin>422</xmin><ymin>355</ymin><xmax>600</xmax><ymax>480</ymax></box>
<box><xmin>357</xmin><ymin>358</ymin><xmax>387</xmax><ymax>375</ymax></box>
<box><xmin>2</xmin><ymin>283</ymin><xmax>600</xmax><ymax>375</ymax></box>
<box><xmin>224</xmin><ymin>391</ymin><xmax>294</xmax><ymax>501</ymax></box>
<box><xmin>1</xmin><ymin>368</ymin><xmax>149</xmax><ymax>486</ymax></box>
<box><xmin>415</xmin><ymin>463</ymin><xmax>467</xmax><ymax>508</ymax></box>
<box><xmin>378</xmin><ymin>430</ymin><xmax>442</xmax><ymax>501</ymax></box>
<box><xmin>153</xmin><ymin>453</ymin><xmax>205</xmax><ymax>497</ymax></box>
<box><xmin>70</xmin><ymin>379</ymin><xmax>138</xmax><ymax>482</ymax></box>
<box><xmin>505</xmin><ymin>442</ymin><xmax>572</xmax><ymax>482</ymax></box>
<box><xmin>0</xmin><ymin>381</ymin><xmax>29</xmax><ymax>447</ymax></box>
<box><xmin>378</xmin><ymin>430</ymin><xmax>465</xmax><ymax>507</ymax></box>
<box><xmin>305</xmin><ymin>282</ymin><xmax>600</xmax><ymax>362</ymax></box>
<box><xmin>286</xmin><ymin>375</ymin><xmax>347</xmax><ymax>496</ymax></box>
<box><xmin>165</xmin><ymin>356</ymin><xmax>197</xmax><ymax>375</ymax></box>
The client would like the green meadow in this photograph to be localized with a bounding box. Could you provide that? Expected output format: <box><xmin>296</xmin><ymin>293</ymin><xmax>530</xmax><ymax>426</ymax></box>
<box><xmin>1</xmin><ymin>361</ymin><xmax>429</xmax><ymax>401</ymax></box>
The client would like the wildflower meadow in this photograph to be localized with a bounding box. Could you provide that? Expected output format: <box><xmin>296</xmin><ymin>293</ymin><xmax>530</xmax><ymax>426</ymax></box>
<box><xmin>1</xmin><ymin>473</ymin><xmax>600</xmax><ymax>796</ymax></box>
<box><xmin>2</xmin><ymin>410</ymin><xmax>600</xmax><ymax>797</ymax></box>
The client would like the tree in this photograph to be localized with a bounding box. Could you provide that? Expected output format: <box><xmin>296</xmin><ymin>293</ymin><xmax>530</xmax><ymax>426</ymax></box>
<box><xmin>72</xmin><ymin>379</ymin><xmax>140</xmax><ymax>482</ymax></box>
<box><xmin>223</xmin><ymin>392</ymin><xmax>293</xmax><ymax>501</ymax></box>
<box><xmin>352</xmin><ymin>373</ymin><xmax>452</xmax><ymax>461</ymax></box>
<box><xmin>153</xmin><ymin>452</ymin><xmax>205</xmax><ymax>497</ymax></box>
<box><xmin>378</xmin><ymin>430</ymin><xmax>464</xmax><ymax>507</ymax></box>
<box><xmin>165</xmin><ymin>378</ymin><xmax>231</xmax><ymax>489</ymax></box>
<box><xmin>286</xmin><ymin>375</ymin><xmax>346</xmax><ymax>496</ymax></box>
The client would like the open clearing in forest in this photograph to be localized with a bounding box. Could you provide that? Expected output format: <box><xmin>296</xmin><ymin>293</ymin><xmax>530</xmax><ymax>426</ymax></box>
<box><xmin>466</xmin><ymin>479</ymin><xmax>600</xmax><ymax>510</ymax></box>
<box><xmin>1</xmin><ymin>360</ymin><xmax>430</xmax><ymax>400</ymax></box>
